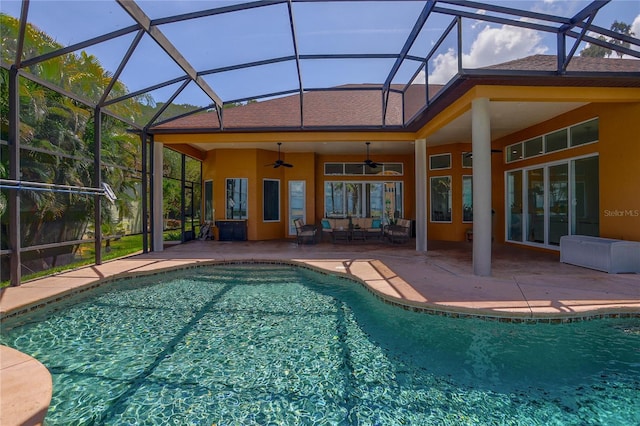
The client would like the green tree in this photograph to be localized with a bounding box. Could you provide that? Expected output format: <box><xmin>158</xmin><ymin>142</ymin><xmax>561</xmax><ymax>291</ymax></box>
<box><xmin>580</xmin><ymin>35</ymin><xmax>612</xmax><ymax>58</ymax></box>
<box><xmin>609</xmin><ymin>20</ymin><xmax>635</xmax><ymax>58</ymax></box>
<box><xmin>580</xmin><ymin>20</ymin><xmax>635</xmax><ymax>58</ymax></box>
<box><xmin>0</xmin><ymin>13</ymin><xmax>148</xmax><ymax>276</ymax></box>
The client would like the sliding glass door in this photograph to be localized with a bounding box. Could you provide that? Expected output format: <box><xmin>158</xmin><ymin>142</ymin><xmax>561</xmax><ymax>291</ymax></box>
<box><xmin>548</xmin><ymin>164</ymin><xmax>568</xmax><ymax>246</ymax></box>
<box><xmin>527</xmin><ymin>168</ymin><xmax>544</xmax><ymax>244</ymax></box>
<box><xmin>506</xmin><ymin>155</ymin><xmax>598</xmax><ymax>248</ymax></box>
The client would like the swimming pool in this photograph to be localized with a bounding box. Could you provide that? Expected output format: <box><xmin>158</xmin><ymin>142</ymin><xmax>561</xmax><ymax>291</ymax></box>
<box><xmin>1</xmin><ymin>264</ymin><xmax>639</xmax><ymax>425</ymax></box>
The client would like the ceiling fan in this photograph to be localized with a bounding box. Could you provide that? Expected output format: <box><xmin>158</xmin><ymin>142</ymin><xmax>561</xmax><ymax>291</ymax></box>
<box><xmin>364</xmin><ymin>142</ymin><xmax>381</xmax><ymax>168</ymax></box>
<box><xmin>266</xmin><ymin>142</ymin><xmax>293</xmax><ymax>168</ymax></box>
<box><xmin>463</xmin><ymin>149</ymin><xmax>502</xmax><ymax>159</ymax></box>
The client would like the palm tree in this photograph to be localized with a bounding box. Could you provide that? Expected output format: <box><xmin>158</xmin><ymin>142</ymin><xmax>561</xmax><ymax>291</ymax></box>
<box><xmin>1</xmin><ymin>13</ymin><xmax>150</xmax><ymax>273</ymax></box>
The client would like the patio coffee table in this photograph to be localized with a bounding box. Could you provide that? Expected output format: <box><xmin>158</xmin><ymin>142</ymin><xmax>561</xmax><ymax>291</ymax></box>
<box><xmin>350</xmin><ymin>227</ymin><xmax>366</xmax><ymax>243</ymax></box>
<box><xmin>332</xmin><ymin>228</ymin><xmax>350</xmax><ymax>243</ymax></box>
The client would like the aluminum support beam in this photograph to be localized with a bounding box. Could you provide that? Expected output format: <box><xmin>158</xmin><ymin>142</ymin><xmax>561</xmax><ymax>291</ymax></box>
<box><xmin>286</xmin><ymin>0</ymin><xmax>305</xmax><ymax>127</ymax></box>
<box><xmin>116</xmin><ymin>0</ymin><xmax>223</xmax><ymax>108</ymax></box>
<box><xmin>471</xmin><ymin>98</ymin><xmax>492</xmax><ymax>276</ymax></box>
<box><xmin>415</xmin><ymin>139</ymin><xmax>428</xmax><ymax>252</ymax></box>
<box><xmin>8</xmin><ymin>67</ymin><xmax>21</xmax><ymax>286</ymax></box>
<box><xmin>94</xmin><ymin>107</ymin><xmax>103</xmax><ymax>265</ymax></box>
<box><xmin>153</xmin><ymin>141</ymin><xmax>164</xmax><ymax>252</ymax></box>
<box><xmin>141</xmin><ymin>130</ymin><xmax>149</xmax><ymax>253</ymax></box>
<box><xmin>180</xmin><ymin>153</ymin><xmax>186</xmax><ymax>243</ymax></box>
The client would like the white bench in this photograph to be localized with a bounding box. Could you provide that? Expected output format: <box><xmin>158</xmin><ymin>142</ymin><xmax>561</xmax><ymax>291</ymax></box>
<box><xmin>560</xmin><ymin>235</ymin><xmax>640</xmax><ymax>273</ymax></box>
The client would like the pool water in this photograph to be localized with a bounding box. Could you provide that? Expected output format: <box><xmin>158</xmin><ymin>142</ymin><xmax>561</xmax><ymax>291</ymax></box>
<box><xmin>1</xmin><ymin>264</ymin><xmax>639</xmax><ymax>425</ymax></box>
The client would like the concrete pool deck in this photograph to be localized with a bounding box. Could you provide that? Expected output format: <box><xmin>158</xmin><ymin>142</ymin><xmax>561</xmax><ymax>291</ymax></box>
<box><xmin>1</xmin><ymin>239</ymin><xmax>639</xmax><ymax>425</ymax></box>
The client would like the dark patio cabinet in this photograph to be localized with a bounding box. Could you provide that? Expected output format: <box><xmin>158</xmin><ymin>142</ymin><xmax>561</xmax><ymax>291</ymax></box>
<box><xmin>216</xmin><ymin>220</ymin><xmax>247</xmax><ymax>241</ymax></box>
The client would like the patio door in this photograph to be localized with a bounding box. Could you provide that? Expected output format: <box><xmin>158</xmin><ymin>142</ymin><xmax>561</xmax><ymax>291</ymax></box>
<box><xmin>506</xmin><ymin>155</ymin><xmax>598</xmax><ymax>248</ymax></box>
<box><xmin>289</xmin><ymin>181</ymin><xmax>305</xmax><ymax>235</ymax></box>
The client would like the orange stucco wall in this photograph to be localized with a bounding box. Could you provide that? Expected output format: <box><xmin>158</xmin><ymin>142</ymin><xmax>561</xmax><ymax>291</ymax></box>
<box><xmin>202</xmin><ymin>146</ymin><xmax>415</xmax><ymax>241</ymax></box>
<box><xmin>493</xmin><ymin>102</ymin><xmax>640</xmax><ymax>245</ymax></box>
<box><xmin>201</xmin><ymin>148</ymin><xmax>316</xmax><ymax>240</ymax></box>
<box><xmin>595</xmin><ymin>102</ymin><xmax>640</xmax><ymax>242</ymax></box>
<box><xmin>426</xmin><ymin>143</ymin><xmax>474</xmax><ymax>242</ymax></box>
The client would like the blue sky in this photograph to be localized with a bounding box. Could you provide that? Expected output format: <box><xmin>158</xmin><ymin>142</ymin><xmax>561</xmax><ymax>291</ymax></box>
<box><xmin>2</xmin><ymin>0</ymin><xmax>639</xmax><ymax>108</ymax></box>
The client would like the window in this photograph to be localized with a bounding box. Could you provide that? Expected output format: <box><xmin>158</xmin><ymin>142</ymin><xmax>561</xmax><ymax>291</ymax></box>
<box><xmin>324</xmin><ymin>162</ymin><xmax>403</xmax><ymax>175</ymax></box>
<box><xmin>570</xmin><ymin>118</ymin><xmax>598</xmax><ymax>147</ymax></box>
<box><xmin>507</xmin><ymin>170</ymin><xmax>523</xmax><ymax>241</ymax></box>
<box><xmin>368</xmin><ymin>183</ymin><xmax>383</xmax><ymax>218</ymax></box>
<box><xmin>462</xmin><ymin>176</ymin><xmax>472</xmax><ymax>222</ymax></box>
<box><xmin>429</xmin><ymin>153</ymin><xmax>451</xmax><ymax>170</ymax></box>
<box><xmin>430</xmin><ymin>176</ymin><xmax>451</xmax><ymax>222</ymax></box>
<box><xmin>545</xmin><ymin>129</ymin><xmax>567</xmax><ymax>153</ymax></box>
<box><xmin>384</xmin><ymin>182</ymin><xmax>403</xmax><ymax>223</ymax></box>
<box><xmin>524</xmin><ymin>137</ymin><xmax>543</xmax><ymax>158</ymax></box>
<box><xmin>572</xmin><ymin>156</ymin><xmax>599</xmax><ymax>236</ymax></box>
<box><xmin>344</xmin><ymin>163</ymin><xmax>364</xmax><ymax>175</ymax></box>
<box><xmin>324</xmin><ymin>163</ymin><xmax>344</xmax><ymax>175</ymax></box>
<box><xmin>383</xmin><ymin>163</ymin><xmax>403</xmax><ymax>175</ymax></box>
<box><xmin>204</xmin><ymin>180</ymin><xmax>213</xmax><ymax>221</ymax></box>
<box><xmin>226</xmin><ymin>178</ymin><xmax>248</xmax><ymax>219</ymax></box>
<box><xmin>263</xmin><ymin>179</ymin><xmax>280</xmax><ymax>222</ymax></box>
<box><xmin>289</xmin><ymin>181</ymin><xmax>305</xmax><ymax>235</ymax></box>
<box><xmin>505</xmin><ymin>119</ymin><xmax>599</xmax><ymax>163</ymax></box>
<box><xmin>324</xmin><ymin>180</ymin><xmax>403</xmax><ymax>220</ymax></box>
<box><xmin>325</xmin><ymin>182</ymin><xmax>345</xmax><ymax>217</ymax></box>
<box><xmin>507</xmin><ymin>143</ymin><xmax>523</xmax><ymax>162</ymax></box>
<box><xmin>462</xmin><ymin>153</ymin><xmax>473</xmax><ymax>168</ymax></box>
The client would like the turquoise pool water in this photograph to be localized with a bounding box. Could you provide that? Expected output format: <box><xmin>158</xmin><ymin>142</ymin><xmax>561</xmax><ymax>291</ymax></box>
<box><xmin>1</xmin><ymin>264</ymin><xmax>639</xmax><ymax>425</ymax></box>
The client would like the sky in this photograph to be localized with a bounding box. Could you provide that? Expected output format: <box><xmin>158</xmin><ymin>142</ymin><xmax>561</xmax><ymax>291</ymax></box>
<box><xmin>2</xmin><ymin>0</ymin><xmax>639</xmax><ymax>109</ymax></box>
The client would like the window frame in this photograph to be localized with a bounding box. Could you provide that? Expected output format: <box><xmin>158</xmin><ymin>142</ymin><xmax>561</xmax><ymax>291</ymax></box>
<box><xmin>204</xmin><ymin>179</ymin><xmax>213</xmax><ymax>221</ymax></box>
<box><xmin>505</xmin><ymin>118</ymin><xmax>599</xmax><ymax>163</ymax></box>
<box><xmin>429</xmin><ymin>153</ymin><xmax>451</xmax><ymax>170</ymax></box>
<box><xmin>462</xmin><ymin>175</ymin><xmax>473</xmax><ymax>223</ymax></box>
<box><xmin>262</xmin><ymin>178</ymin><xmax>280</xmax><ymax>222</ymax></box>
<box><xmin>429</xmin><ymin>175</ymin><xmax>452</xmax><ymax>223</ymax></box>
<box><xmin>225</xmin><ymin>177</ymin><xmax>248</xmax><ymax>220</ymax></box>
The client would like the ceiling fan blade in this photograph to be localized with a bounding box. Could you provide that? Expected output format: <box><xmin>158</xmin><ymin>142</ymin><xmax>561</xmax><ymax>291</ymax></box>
<box><xmin>363</xmin><ymin>142</ymin><xmax>380</xmax><ymax>168</ymax></box>
<box><xmin>282</xmin><ymin>163</ymin><xmax>293</xmax><ymax>168</ymax></box>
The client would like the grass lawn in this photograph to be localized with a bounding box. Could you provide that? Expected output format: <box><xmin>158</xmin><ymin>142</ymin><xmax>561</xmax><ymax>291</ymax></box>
<box><xmin>1</xmin><ymin>235</ymin><xmax>144</xmax><ymax>288</ymax></box>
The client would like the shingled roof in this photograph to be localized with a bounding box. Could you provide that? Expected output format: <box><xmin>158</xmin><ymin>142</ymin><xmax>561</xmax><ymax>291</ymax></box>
<box><xmin>482</xmin><ymin>54</ymin><xmax>640</xmax><ymax>72</ymax></box>
<box><xmin>151</xmin><ymin>55</ymin><xmax>639</xmax><ymax>133</ymax></box>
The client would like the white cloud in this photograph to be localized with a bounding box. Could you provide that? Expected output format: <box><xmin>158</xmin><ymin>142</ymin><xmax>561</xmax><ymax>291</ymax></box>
<box><xmin>425</xmin><ymin>24</ymin><xmax>549</xmax><ymax>84</ymax></box>
<box><xmin>632</xmin><ymin>14</ymin><xmax>640</xmax><ymax>47</ymax></box>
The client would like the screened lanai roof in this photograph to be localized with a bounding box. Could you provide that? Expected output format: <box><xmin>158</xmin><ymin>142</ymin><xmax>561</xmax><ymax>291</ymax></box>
<box><xmin>2</xmin><ymin>0</ymin><xmax>639</xmax><ymax>133</ymax></box>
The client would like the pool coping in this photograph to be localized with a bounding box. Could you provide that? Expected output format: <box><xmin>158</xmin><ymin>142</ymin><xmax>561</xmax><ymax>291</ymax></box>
<box><xmin>2</xmin><ymin>257</ymin><xmax>639</xmax><ymax>323</ymax></box>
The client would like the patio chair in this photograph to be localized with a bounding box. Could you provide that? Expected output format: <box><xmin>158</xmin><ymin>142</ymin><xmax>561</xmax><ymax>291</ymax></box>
<box><xmin>384</xmin><ymin>218</ymin><xmax>411</xmax><ymax>244</ymax></box>
<box><xmin>293</xmin><ymin>218</ymin><xmax>318</xmax><ymax>244</ymax></box>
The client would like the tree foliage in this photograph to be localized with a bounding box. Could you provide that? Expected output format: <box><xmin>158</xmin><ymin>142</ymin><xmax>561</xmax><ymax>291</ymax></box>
<box><xmin>0</xmin><ymin>13</ymin><xmax>159</xmax><ymax>277</ymax></box>
<box><xmin>580</xmin><ymin>20</ymin><xmax>635</xmax><ymax>58</ymax></box>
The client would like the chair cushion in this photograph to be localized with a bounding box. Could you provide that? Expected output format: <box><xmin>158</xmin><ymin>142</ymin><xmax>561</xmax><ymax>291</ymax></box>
<box><xmin>371</xmin><ymin>218</ymin><xmax>381</xmax><ymax>228</ymax></box>
<box><xmin>321</xmin><ymin>219</ymin><xmax>331</xmax><ymax>229</ymax></box>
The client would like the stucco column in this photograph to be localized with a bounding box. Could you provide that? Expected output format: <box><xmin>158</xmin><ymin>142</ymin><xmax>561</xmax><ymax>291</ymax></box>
<box><xmin>471</xmin><ymin>98</ymin><xmax>492</xmax><ymax>276</ymax></box>
<box><xmin>415</xmin><ymin>138</ymin><xmax>428</xmax><ymax>251</ymax></box>
<box><xmin>153</xmin><ymin>141</ymin><xmax>164</xmax><ymax>251</ymax></box>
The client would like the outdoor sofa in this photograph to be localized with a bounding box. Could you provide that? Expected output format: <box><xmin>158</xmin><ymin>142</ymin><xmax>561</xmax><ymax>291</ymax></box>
<box><xmin>320</xmin><ymin>217</ymin><xmax>384</xmax><ymax>242</ymax></box>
